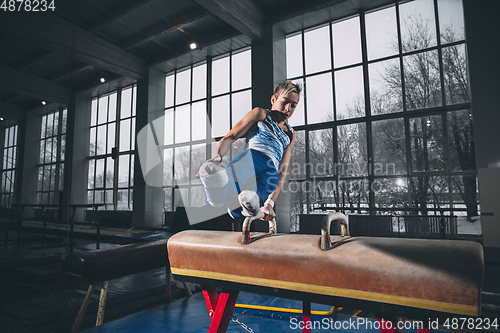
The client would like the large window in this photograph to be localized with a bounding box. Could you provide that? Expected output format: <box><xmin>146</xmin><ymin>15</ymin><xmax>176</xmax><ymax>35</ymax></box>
<box><xmin>163</xmin><ymin>48</ymin><xmax>252</xmax><ymax>212</ymax></box>
<box><xmin>286</xmin><ymin>0</ymin><xmax>475</xmax><ymax>228</ymax></box>
<box><xmin>37</xmin><ymin>110</ymin><xmax>67</xmax><ymax>204</ymax></box>
<box><xmin>88</xmin><ymin>85</ymin><xmax>136</xmax><ymax>210</ymax></box>
<box><xmin>1</xmin><ymin>125</ymin><xmax>18</xmax><ymax>207</ymax></box>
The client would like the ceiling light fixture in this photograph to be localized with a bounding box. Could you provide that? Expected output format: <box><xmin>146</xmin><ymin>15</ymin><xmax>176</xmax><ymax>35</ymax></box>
<box><xmin>100</xmin><ymin>77</ymin><xmax>106</xmax><ymax>83</ymax></box>
<box><xmin>41</xmin><ymin>101</ymin><xmax>46</xmax><ymax>105</ymax></box>
<box><xmin>190</xmin><ymin>43</ymin><xmax>197</xmax><ymax>50</ymax></box>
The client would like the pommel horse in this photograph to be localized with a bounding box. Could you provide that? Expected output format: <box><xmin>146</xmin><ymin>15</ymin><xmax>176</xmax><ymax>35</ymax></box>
<box><xmin>167</xmin><ymin>212</ymin><xmax>484</xmax><ymax>333</ymax></box>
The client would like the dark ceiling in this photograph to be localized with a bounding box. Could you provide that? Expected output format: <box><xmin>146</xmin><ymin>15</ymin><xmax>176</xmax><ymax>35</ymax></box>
<box><xmin>0</xmin><ymin>0</ymin><xmax>392</xmax><ymax>121</ymax></box>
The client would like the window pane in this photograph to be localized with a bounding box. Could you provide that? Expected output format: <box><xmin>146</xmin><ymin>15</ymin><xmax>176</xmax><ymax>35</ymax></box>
<box><xmin>39</xmin><ymin>139</ymin><xmax>45</xmax><ymax>164</ymax></box>
<box><xmin>191</xmin><ymin>101</ymin><xmax>207</xmax><ymax>141</ymax></box>
<box><xmin>91</xmin><ymin>99</ymin><xmax>98</xmax><ymax>126</ymax></box>
<box><xmin>46</xmin><ymin>113</ymin><xmax>54</xmax><ymax>137</ymax></box>
<box><xmin>176</xmin><ymin>68</ymin><xmax>191</xmax><ymax>104</ymax></box>
<box><xmin>174</xmin><ymin>188</ymin><xmax>187</xmax><ymax>209</ymax></box>
<box><xmin>410</xmin><ymin>176</ymin><xmax>450</xmax><ymax>214</ymax></box>
<box><xmin>53</xmin><ymin>112</ymin><xmax>59</xmax><ymax>136</ymax></box>
<box><xmin>191</xmin><ymin>143</ymin><xmax>206</xmax><ymax>185</ymax></box>
<box><xmin>95</xmin><ymin>159</ymin><xmax>104</xmax><ymax>188</ymax></box>
<box><xmin>108</xmin><ymin>93</ymin><xmax>117</xmax><ymax>122</ymax></box>
<box><xmin>231</xmin><ymin>138</ymin><xmax>246</xmax><ymax>158</ymax></box>
<box><xmin>107</xmin><ymin>123</ymin><xmax>115</xmax><ymax>154</ymax></box>
<box><xmin>410</xmin><ymin>115</ymin><xmax>444</xmax><ymax>172</ymax></box>
<box><xmin>105</xmin><ymin>190</ymin><xmax>113</xmax><ymax>209</ymax></box>
<box><xmin>98</xmin><ymin>96</ymin><xmax>108</xmax><ymax>125</ymax></box>
<box><xmin>451</xmin><ymin>175</ymin><xmax>478</xmax><ymax>217</ymax></box>
<box><xmin>372</xmin><ymin>118</ymin><xmax>406</xmax><ymax>175</ymax></box>
<box><xmin>369</xmin><ymin>58</ymin><xmax>402</xmax><ymax>115</ymax></box>
<box><xmin>60</xmin><ymin>134</ymin><xmax>66</xmax><ymax>161</ymax></box>
<box><xmin>106</xmin><ymin>156</ymin><xmax>114</xmax><ymax>188</ymax></box>
<box><xmin>118</xmin><ymin>155</ymin><xmax>130</xmax><ymax>186</ymax></box>
<box><xmin>117</xmin><ymin>189</ymin><xmax>129</xmax><ymax>210</ymax></box>
<box><xmin>212</xmin><ymin>56</ymin><xmax>230</xmax><ymax>96</ymax></box>
<box><xmin>442</xmin><ymin>44</ymin><xmax>469</xmax><ymax>104</ymax></box>
<box><xmin>335</xmin><ymin>66</ymin><xmax>365</xmax><ymax>120</ymax></box>
<box><xmin>404</xmin><ymin>50</ymin><xmax>442</xmax><ymax>110</ymax></box>
<box><xmin>174</xmin><ymin>146</ymin><xmax>190</xmax><ymax>185</ymax></box>
<box><xmin>309</xmin><ymin>129</ymin><xmax>333</xmax><ymax>177</ymax></box>
<box><xmin>120</xmin><ymin>119</ymin><xmax>131</xmax><ymax>152</ymax></box>
<box><xmin>438</xmin><ymin>0</ymin><xmax>465</xmax><ymax>44</ymax></box>
<box><xmin>310</xmin><ymin>179</ymin><xmax>336</xmax><ymax>212</ymax></box>
<box><xmin>448</xmin><ymin>110</ymin><xmax>475</xmax><ymax>172</ymax></box>
<box><xmin>89</xmin><ymin>127</ymin><xmax>96</xmax><ymax>156</ymax></box>
<box><xmin>332</xmin><ymin>16</ymin><xmax>362</xmax><ymax>68</ymax></box>
<box><xmin>88</xmin><ymin>160</ymin><xmax>95</xmax><ymax>189</ymax></box>
<box><xmin>399</xmin><ymin>0</ymin><xmax>437</xmax><ymax>52</ymax></box>
<box><xmin>338</xmin><ymin>123</ymin><xmax>367</xmax><ymax>177</ymax></box>
<box><xmin>164</xmin><ymin>108</ymin><xmax>174</xmax><ymax>145</ymax></box>
<box><xmin>338</xmin><ymin>179</ymin><xmax>369</xmax><ymax>209</ymax></box>
<box><xmin>62</xmin><ymin>109</ymin><xmax>67</xmax><ymax>134</ymax></box>
<box><xmin>306</xmin><ymin>73</ymin><xmax>333</xmax><ymax>124</ymax></box>
<box><xmin>304</xmin><ymin>25</ymin><xmax>331</xmax><ymax>74</ymax></box>
<box><xmin>130</xmin><ymin>155</ymin><xmax>134</xmax><ymax>187</ymax></box>
<box><xmin>212</xmin><ymin>95</ymin><xmax>230</xmax><ymax>137</ymax></box>
<box><xmin>38</xmin><ymin>167</ymin><xmax>43</xmax><ymax>191</ymax></box>
<box><xmin>365</xmin><ymin>6</ymin><xmax>398</xmax><ymax>60</ymax></box>
<box><xmin>165</xmin><ymin>75</ymin><xmax>175</xmax><ymax>108</ymax></box>
<box><xmin>163</xmin><ymin>148</ymin><xmax>173</xmax><ymax>186</ymax></box>
<box><xmin>132</xmin><ymin>86</ymin><xmax>137</xmax><ymax>116</ymax></box>
<box><xmin>95</xmin><ymin>190</ymin><xmax>104</xmax><ymax>204</ymax></box>
<box><xmin>131</xmin><ymin>120</ymin><xmax>136</xmax><ymax>151</ymax></box>
<box><xmin>175</xmin><ymin>105</ymin><xmax>190</xmax><ymax>143</ymax></box>
<box><xmin>374</xmin><ymin>177</ymin><xmax>409</xmax><ymax>208</ymax></box>
<box><xmin>289</xmin><ymin>181</ymin><xmax>307</xmax><ymax>231</ymax></box>
<box><xmin>45</xmin><ymin>138</ymin><xmax>52</xmax><ymax>163</ymax></box>
<box><xmin>286</xmin><ymin>33</ymin><xmax>303</xmax><ymax>78</ymax></box>
<box><xmin>190</xmin><ymin>186</ymin><xmax>206</xmax><ymax>207</ymax></box>
<box><xmin>289</xmin><ymin>130</ymin><xmax>305</xmax><ymax>180</ymax></box>
<box><xmin>164</xmin><ymin>188</ymin><xmax>173</xmax><ymax>211</ymax></box>
<box><xmin>121</xmin><ymin>88</ymin><xmax>132</xmax><ymax>119</ymax></box>
<box><xmin>50</xmin><ymin>165</ymin><xmax>56</xmax><ymax>191</ymax></box>
<box><xmin>43</xmin><ymin>165</ymin><xmax>50</xmax><ymax>191</ymax></box>
<box><xmin>288</xmin><ymin>78</ymin><xmax>304</xmax><ymax>127</ymax></box>
<box><xmin>192</xmin><ymin>64</ymin><xmax>207</xmax><ymax>101</ymax></box>
<box><xmin>231</xmin><ymin>90</ymin><xmax>252</xmax><ymax>128</ymax></box>
<box><xmin>59</xmin><ymin>164</ymin><xmax>64</xmax><ymax>191</ymax></box>
<box><xmin>232</xmin><ymin>50</ymin><xmax>251</xmax><ymax>91</ymax></box>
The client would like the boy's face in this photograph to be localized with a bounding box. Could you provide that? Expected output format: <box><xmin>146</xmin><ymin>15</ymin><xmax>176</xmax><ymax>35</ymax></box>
<box><xmin>270</xmin><ymin>92</ymin><xmax>300</xmax><ymax>119</ymax></box>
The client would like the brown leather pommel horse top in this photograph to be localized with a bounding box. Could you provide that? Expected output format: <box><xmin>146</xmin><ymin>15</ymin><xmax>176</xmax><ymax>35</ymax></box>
<box><xmin>168</xmin><ymin>213</ymin><xmax>484</xmax><ymax>321</ymax></box>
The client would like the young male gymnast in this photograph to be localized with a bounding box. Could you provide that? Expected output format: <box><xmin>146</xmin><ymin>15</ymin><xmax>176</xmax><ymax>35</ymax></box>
<box><xmin>198</xmin><ymin>80</ymin><xmax>302</xmax><ymax>229</ymax></box>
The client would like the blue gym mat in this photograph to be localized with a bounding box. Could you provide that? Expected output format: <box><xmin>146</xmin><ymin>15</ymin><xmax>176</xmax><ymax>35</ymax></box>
<box><xmin>81</xmin><ymin>291</ymin><xmax>437</xmax><ymax>333</ymax></box>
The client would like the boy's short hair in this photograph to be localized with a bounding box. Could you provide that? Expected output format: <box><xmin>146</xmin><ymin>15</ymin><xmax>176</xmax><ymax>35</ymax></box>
<box><xmin>274</xmin><ymin>80</ymin><xmax>303</xmax><ymax>97</ymax></box>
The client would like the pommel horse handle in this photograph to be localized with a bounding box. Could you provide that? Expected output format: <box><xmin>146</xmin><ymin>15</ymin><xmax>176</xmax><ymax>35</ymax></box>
<box><xmin>241</xmin><ymin>211</ymin><xmax>271</xmax><ymax>244</ymax></box>
<box><xmin>320</xmin><ymin>212</ymin><xmax>350</xmax><ymax>251</ymax></box>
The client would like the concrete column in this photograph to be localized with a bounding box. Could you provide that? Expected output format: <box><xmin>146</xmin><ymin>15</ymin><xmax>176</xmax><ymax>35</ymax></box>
<box><xmin>68</xmin><ymin>93</ymin><xmax>92</xmax><ymax>221</ymax></box>
<box><xmin>464</xmin><ymin>0</ymin><xmax>500</xmax><ymax>249</ymax></box>
<box><xmin>251</xmin><ymin>23</ymin><xmax>290</xmax><ymax>232</ymax></box>
<box><xmin>19</xmin><ymin>112</ymin><xmax>42</xmax><ymax>217</ymax></box>
<box><xmin>133</xmin><ymin>67</ymin><xmax>165</xmax><ymax>228</ymax></box>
